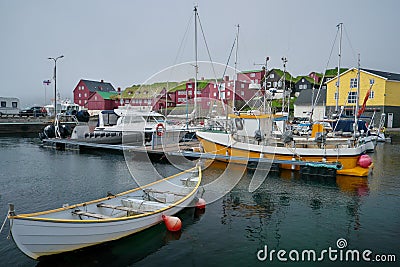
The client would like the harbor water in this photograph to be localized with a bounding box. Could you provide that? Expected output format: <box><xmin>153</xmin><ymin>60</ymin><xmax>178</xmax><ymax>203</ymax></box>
<box><xmin>0</xmin><ymin>136</ymin><xmax>399</xmax><ymax>266</ymax></box>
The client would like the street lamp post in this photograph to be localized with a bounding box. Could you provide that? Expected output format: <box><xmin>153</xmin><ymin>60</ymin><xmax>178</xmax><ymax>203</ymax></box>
<box><xmin>48</xmin><ymin>55</ymin><xmax>64</xmax><ymax>117</ymax></box>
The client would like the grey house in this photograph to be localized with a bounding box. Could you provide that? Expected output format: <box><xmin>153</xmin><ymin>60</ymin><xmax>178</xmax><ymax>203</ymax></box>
<box><xmin>294</xmin><ymin>89</ymin><xmax>327</xmax><ymax>120</ymax></box>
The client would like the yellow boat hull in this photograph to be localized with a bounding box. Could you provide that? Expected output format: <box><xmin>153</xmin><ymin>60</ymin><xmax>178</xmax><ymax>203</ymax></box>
<box><xmin>198</xmin><ymin>133</ymin><xmax>372</xmax><ymax>177</ymax></box>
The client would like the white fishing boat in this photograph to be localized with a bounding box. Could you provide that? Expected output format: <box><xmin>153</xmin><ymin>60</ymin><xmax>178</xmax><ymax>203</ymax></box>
<box><xmin>7</xmin><ymin>166</ymin><xmax>202</xmax><ymax>259</ymax></box>
<box><xmin>95</xmin><ymin>108</ymin><xmax>201</xmax><ymax>145</ymax></box>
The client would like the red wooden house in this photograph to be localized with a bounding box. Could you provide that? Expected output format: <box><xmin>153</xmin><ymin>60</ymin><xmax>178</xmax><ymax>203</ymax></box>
<box><xmin>86</xmin><ymin>91</ymin><xmax>120</xmax><ymax>111</ymax></box>
<box><xmin>73</xmin><ymin>79</ymin><xmax>117</xmax><ymax>108</ymax></box>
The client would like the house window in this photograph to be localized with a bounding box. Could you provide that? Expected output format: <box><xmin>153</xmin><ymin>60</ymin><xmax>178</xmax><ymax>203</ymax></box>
<box><xmin>1</xmin><ymin>101</ymin><xmax>6</xmax><ymax>107</ymax></box>
<box><xmin>267</xmin><ymin>82</ymin><xmax>272</xmax><ymax>87</ymax></box>
<box><xmin>188</xmin><ymin>84</ymin><xmax>192</xmax><ymax>88</ymax></box>
<box><xmin>255</xmin><ymin>79</ymin><xmax>258</xmax><ymax>83</ymax></box>
<box><xmin>94</xmin><ymin>96</ymin><xmax>97</xmax><ymax>100</ymax></box>
<box><xmin>302</xmin><ymin>78</ymin><xmax>305</xmax><ymax>82</ymax></box>
<box><xmin>350</xmin><ymin>78</ymin><xmax>358</xmax><ymax>88</ymax></box>
<box><xmin>213</xmin><ymin>92</ymin><xmax>217</xmax><ymax>97</ymax></box>
<box><xmin>370</xmin><ymin>79</ymin><xmax>375</xmax><ymax>85</ymax></box>
<box><xmin>250</xmin><ymin>73</ymin><xmax>256</xmax><ymax>78</ymax></box>
<box><xmin>347</xmin><ymin>91</ymin><xmax>358</xmax><ymax>103</ymax></box>
<box><xmin>125</xmin><ymin>99</ymin><xmax>130</xmax><ymax>104</ymax></box>
<box><xmin>273</xmin><ymin>82</ymin><xmax>277</xmax><ymax>87</ymax></box>
<box><xmin>241</xmin><ymin>84</ymin><xmax>244</xmax><ymax>89</ymax></box>
<box><xmin>269</xmin><ymin>73</ymin><xmax>274</xmax><ymax>79</ymax></box>
<box><xmin>12</xmin><ymin>102</ymin><xmax>18</xmax><ymax>108</ymax></box>
<box><xmin>241</xmin><ymin>91</ymin><xmax>244</xmax><ymax>96</ymax></box>
<box><xmin>78</xmin><ymin>93</ymin><xmax>81</xmax><ymax>97</ymax></box>
<box><xmin>84</xmin><ymin>93</ymin><xmax>87</xmax><ymax>97</ymax></box>
<box><xmin>369</xmin><ymin>90</ymin><xmax>375</xmax><ymax>99</ymax></box>
<box><xmin>227</xmin><ymin>92</ymin><xmax>230</xmax><ymax>96</ymax></box>
<box><xmin>79</xmin><ymin>100</ymin><xmax>81</xmax><ymax>104</ymax></box>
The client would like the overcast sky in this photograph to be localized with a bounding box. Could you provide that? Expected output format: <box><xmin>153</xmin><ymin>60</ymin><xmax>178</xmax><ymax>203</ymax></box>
<box><xmin>0</xmin><ymin>0</ymin><xmax>399</xmax><ymax>107</ymax></box>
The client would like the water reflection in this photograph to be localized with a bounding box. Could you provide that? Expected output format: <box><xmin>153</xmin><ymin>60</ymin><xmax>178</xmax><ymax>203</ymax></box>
<box><xmin>217</xmin><ymin>165</ymin><xmax>370</xmax><ymax>245</ymax></box>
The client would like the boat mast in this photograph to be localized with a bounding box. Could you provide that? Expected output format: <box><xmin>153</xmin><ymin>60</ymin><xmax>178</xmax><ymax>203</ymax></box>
<box><xmin>194</xmin><ymin>5</ymin><xmax>198</xmax><ymax>122</ymax></box>
<box><xmin>281</xmin><ymin>57</ymin><xmax>288</xmax><ymax>115</ymax></box>
<box><xmin>233</xmin><ymin>24</ymin><xmax>239</xmax><ymax>110</ymax></box>
<box><xmin>354</xmin><ymin>54</ymin><xmax>360</xmax><ymax>139</ymax></box>
<box><xmin>335</xmin><ymin>23</ymin><xmax>343</xmax><ymax>113</ymax></box>
<box><xmin>263</xmin><ymin>56</ymin><xmax>269</xmax><ymax>114</ymax></box>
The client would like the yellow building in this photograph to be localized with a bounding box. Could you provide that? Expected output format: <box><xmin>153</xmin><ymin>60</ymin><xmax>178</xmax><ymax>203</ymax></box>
<box><xmin>326</xmin><ymin>68</ymin><xmax>400</xmax><ymax>128</ymax></box>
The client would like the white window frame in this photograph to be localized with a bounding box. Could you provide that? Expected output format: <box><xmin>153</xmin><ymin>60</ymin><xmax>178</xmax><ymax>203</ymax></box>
<box><xmin>347</xmin><ymin>91</ymin><xmax>358</xmax><ymax>104</ymax></box>
<box><xmin>350</xmin><ymin>78</ymin><xmax>358</xmax><ymax>88</ymax></box>
<box><xmin>369</xmin><ymin>90</ymin><xmax>375</xmax><ymax>99</ymax></box>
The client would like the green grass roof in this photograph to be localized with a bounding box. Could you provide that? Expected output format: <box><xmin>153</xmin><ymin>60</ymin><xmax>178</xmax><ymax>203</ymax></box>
<box><xmin>240</xmin><ymin>69</ymin><xmax>263</xmax><ymax>74</ymax></box>
<box><xmin>169</xmin><ymin>80</ymin><xmax>210</xmax><ymax>92</ymax></box>
<box><xmin>272</xmin><ymin>68</ymin><xmax>293</xmax><ymax>81</ymax></box>
<box><xmin>96</xmin><ymin>91</ymin><xmax>118</xmax><ymax>100</ymax></box>
<box><xmin>324</xmin><ymin>68</ymin><xmax>348</xmax><ymax>77</ymax></box>
<box><xmin>294</xmin><ymin>75</ymin><xmax>317</xmax><ymax>84</ymax></box>
<box><xmin>122</xmin><ymin>82</ymin><xmax>179</xmax><ymax>99</ymax></box>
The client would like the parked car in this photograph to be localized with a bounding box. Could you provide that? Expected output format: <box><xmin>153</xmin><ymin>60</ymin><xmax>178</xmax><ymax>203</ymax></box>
<box><xmin>20</xmin><ymin>106</ymin><xmax>47</xmax><ymax>117</ymax></box>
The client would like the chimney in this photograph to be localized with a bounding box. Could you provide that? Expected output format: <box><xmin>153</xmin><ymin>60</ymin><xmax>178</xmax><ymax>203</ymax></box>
<box><xmin>101</xmin><ymin>80</ymin><xmax>104</xmax><ymax>83</ymax></box>
<box><xmin>117</xmin><ymin>87</ymin><xmax>121</xmax><ymax>92</ymax></box>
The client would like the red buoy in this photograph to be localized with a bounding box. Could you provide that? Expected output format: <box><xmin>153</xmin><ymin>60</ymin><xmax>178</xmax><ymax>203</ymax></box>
<box><xmin>162</xmin><ymin>215</ymin><xmax>182</xmax><ymax>232</ymax></box>
<box><xmin>195</xmin><ymin>198</ymin><xmax>206</xmax><ymax>209</ymax></box>
<box><xmin>358</xmin><ymin>154</ymin><xmax>372</xmax><ymax>168</ymax></box>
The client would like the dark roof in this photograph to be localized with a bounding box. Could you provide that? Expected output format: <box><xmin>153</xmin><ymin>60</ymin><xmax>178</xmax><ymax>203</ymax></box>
<box><xmin>362</xmin><ymin>69</ymin><xmax>400</xmax><ymax>82</ymax></box>
<box><xmin>295</xmin><ymin>88</ymin><xmax>326</xmax><ymax>106</ymax></box>
<box><xmin>81</xmin><ymin>79</ymin><xmax>115</xmax><ymax>93</ymax></box>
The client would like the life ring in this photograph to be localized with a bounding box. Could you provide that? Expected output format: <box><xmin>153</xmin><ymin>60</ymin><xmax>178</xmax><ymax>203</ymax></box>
<box><xmin>156</xmin><ymin>123</ymin><xmax>165</xmax><ymax>136</ymax></box>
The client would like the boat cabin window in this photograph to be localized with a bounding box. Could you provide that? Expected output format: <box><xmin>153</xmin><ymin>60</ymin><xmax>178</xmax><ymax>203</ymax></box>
<box><xmin>146</xmin><ymin>116</ymin><xmax>164</xmax><ymax>123</ymax></box>
<box><xmin>102</xmin><ymin>112</ymin><xmax>119</xmax><ymax>126</ymax></box>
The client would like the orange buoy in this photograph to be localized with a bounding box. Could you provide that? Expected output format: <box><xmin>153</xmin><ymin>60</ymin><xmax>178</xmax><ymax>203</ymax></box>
<box><xmin>195</xmin><ymin>198</ymin><xmax>206</xmax><ymax>209</ymax></box>
<box><xmin>358</xmin><ymin>154</ymin><xmax>372</xmax><ymax>168</ymax></box>
<box><xmin>162</xmin><ymin>215</ymin><xmax>182</xmax><ymax>232</ymax></box>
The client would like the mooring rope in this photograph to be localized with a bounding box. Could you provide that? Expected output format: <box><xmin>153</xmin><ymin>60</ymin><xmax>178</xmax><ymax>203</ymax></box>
<box><xmin>0</xmin><ymin>213</ymin><xmax>8</xmax><ymax>235</ymax></box>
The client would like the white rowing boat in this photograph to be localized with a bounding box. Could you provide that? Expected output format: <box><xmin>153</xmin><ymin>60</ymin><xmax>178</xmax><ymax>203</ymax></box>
<box><xmin>8</xmin><ymin>166</ymin><xmax>202</xmax><ymax>259</ymax></box>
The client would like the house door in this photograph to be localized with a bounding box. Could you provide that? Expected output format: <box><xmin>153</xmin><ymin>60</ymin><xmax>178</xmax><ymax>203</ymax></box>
<box><xmin>387</xmin><ymin>113</ymin><xmax>394</xmax><ymax>128</ymax></box>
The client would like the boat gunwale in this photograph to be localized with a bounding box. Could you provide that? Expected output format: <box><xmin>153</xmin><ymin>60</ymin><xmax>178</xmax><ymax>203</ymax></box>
<box><xmin>196</xmin><ymin>131</ymin><xmax>365</xmax><ymax>157</ymax></box>
<box><xmin>9</xmin><ymin>166</ymin><xmax>201</xmax><ymax>223</ymax></box>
